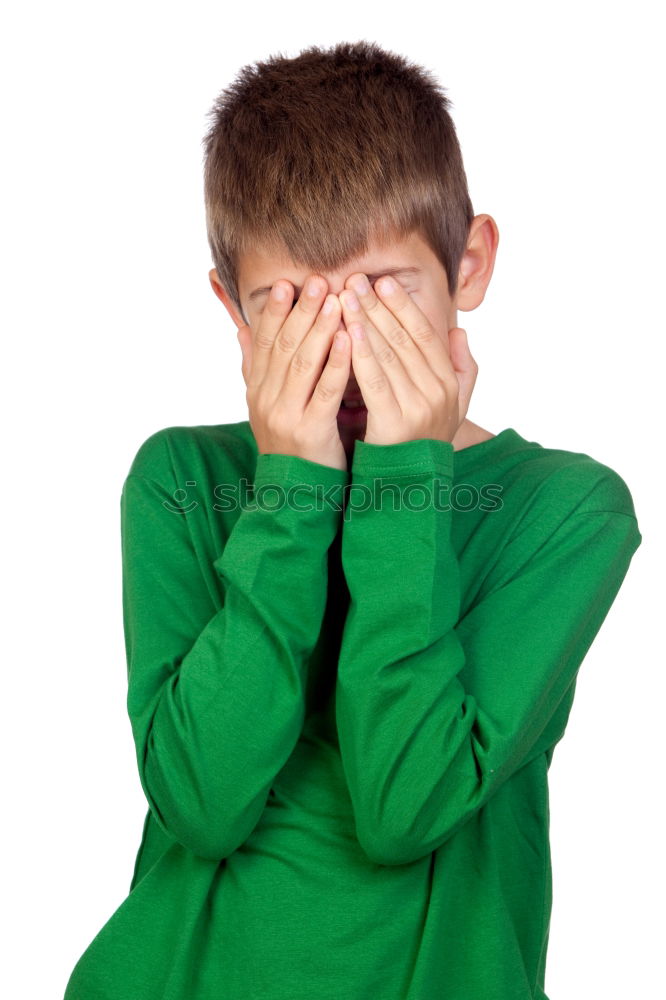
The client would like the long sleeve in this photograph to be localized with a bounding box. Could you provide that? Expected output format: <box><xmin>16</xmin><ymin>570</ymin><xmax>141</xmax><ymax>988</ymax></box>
<box><xmin>121</xmin><ymin>446</ymin><xmax>347</xmax><ymax>861</ymax></box>
<box><xmin>335</xmin><ymin>437</ymin><xmax>642</xmax><ymax>867</ymax></box>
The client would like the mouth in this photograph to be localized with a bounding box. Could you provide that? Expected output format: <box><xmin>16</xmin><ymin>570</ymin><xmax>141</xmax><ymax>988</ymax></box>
<box><xmin>338</xmin><ymin>398</ymin><xmax>367</xmax><ymax>422</ymax></box>
<box><xmin>340</xmin><ymin>386</ymin><xmax>364</xmax><ymax>406</ymax></box>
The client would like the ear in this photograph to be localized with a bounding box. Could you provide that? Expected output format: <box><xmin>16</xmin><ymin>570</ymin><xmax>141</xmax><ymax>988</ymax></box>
<box><xmin>454</xmin><ymin>215</ymin><xmax>500</xmax><ymax>312</ymax></box>
<box><xmin>208</xmin><ymin>268</ymin><xmax>246</xmax><ymax>329</ymax></box>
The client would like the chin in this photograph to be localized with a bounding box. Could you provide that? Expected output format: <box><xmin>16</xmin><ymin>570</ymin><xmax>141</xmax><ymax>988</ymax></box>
<box><xmin>338</xmin><ymin>422</ymin><xmax>366</xmax><ymax>440</ymax></box>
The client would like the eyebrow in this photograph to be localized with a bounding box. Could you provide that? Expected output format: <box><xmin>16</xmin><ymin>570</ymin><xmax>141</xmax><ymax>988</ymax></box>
<box><xmin>247</xmin><ymin>266</ymin><xmax>423</xmax><ymax>303</ymax></box>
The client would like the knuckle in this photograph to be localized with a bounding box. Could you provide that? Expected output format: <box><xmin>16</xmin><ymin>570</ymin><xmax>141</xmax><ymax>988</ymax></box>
<box><xmin>376</xmin><ymin>342</ymin><xmax>397</xmax><ymax>366</ymax></box>
<box><xmin>414</xmin><ymin>397</ymin><xmax>432</xmax><ymax>421</ymax></box>
<box><xmin>444</xmin><ymin>378</ymin><xmax>460</xmax><ymax>401</ymax></box>
<box><xmin>254</xmin><ymin>332</ymin><xmax>274</xmax><ymax>352</ymax></box>
<box><xmin>387</xmin><ymin>324</ymin><xmax>411</xmax><ymax>349</ymax></box>
<box><xmin>428</xmin><ymin>382</ymin><xmax>447</xmax><ymax>408</ymax></box>
<box><xmin>412</xmin><ymin>323</ymin><xmax>436</xmax><ymax>343</ymax></box>
<box><xmin>256</xmin><ymin>402</ymin><xmax>271</xmax><ymax>426</ymax></box>
<box><xmin>291</xmin><ymin>423</ymin><xmax>309</xmax><ymax>447</ymax></box>
<box><xmin>275</xmin><ymin>331</ymin><xmax>297</xmax><ymax>354</ymax></box>
<box><xmin>313</xmin><ymin>379</ymin><xmax>338</xmax><ymax>404</ymax></box>
<box><xmin>267</xmin><ymin>411</ymin><xmax>288</xmax><ymax>437</ymax></box>
<box><xmin>367</xmin><ymin>373</ymin><xmax>388</xmax><ymax>394</ymax></box>
<box><xmin>291</xmin><ymin>352</ymin><xmax>313</xmax><ymax>376</ymax></box>
<box><xmin>263</xmin><ymin>413</ymin><xmax>277</xmax><ymax>437</ymax></box>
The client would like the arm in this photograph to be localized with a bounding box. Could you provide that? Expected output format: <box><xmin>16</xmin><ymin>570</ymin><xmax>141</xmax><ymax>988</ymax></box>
<box><xmin>122</xmin><ymin>444</ymin><xmax>347</xmax><ymax>861</ymax></box>
<box><xmin>335</xmin><ymin>437</ymin><xmax>642</xmax><ymax>866</ymax></box>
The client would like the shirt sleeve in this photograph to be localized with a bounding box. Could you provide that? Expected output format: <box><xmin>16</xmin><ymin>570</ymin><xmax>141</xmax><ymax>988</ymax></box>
<box><xmin>121</xmin><ymin>447</ymin><xmax>347</xmax><ymax>861</ymax></box>
<box><xmin>335</xmin><ymin>437</ymin><xmax>642</xmax><ymax>867</ymax></box>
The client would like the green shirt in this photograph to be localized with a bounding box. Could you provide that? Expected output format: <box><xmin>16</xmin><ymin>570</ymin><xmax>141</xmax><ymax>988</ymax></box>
<box><xmin>63</xmin><ymin>423</ymin><xmax>642</xmax><ymax>1000</ymax></box>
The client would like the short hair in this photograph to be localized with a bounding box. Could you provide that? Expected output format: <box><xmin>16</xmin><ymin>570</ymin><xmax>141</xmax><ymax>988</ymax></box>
<box><xmin>202</xmin><ymin>40</ymin><xmax>475</xmax><ymax>325</ymax></box>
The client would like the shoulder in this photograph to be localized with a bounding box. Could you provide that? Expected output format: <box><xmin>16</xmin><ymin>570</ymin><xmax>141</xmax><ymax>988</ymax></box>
<box><xmin>493</xmin><ymin>436</ymin><xmax>642</xmax><ymax>578</ymax></box>
<box><xmin>124</xmin><ymin>420</ymin><xmax>255</xmax><ymax>485</ymax></box>
<box><xmin>484</xmin><ymin>437</ymin><xmax>642</xmax><ymax>591</ymax></box>
<box><xmin>485</xmin><ymin>426</ymin><xmax>636</xmax><ymax>523</ymax></box>
<box><xmin>512</xmin><ymin>434</ymin><xmax>638</xmax><ymax>521</ymax></box>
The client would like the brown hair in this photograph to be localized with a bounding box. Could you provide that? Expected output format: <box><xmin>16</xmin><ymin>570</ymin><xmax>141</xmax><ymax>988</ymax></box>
<box><xmin>202</xmin><ymin>40</ymin><xmax>475</xmax><ymax>325</ymax></box>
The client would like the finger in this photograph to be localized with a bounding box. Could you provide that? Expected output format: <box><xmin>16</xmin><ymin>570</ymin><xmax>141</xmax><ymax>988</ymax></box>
<box><xmin>281</xmin><ymin>294</ymin><xmax>345</xmax><ymax>412</ymax></box>
<box><xmin>259</xmin><ymin>276</ymin><xmax>330</xmax><ymax>403</ymax></box>
<box><xmin>307</xmin><ymin>328</ymin><xmax>352</xmax><ymax>417</ymax></box>
<box><xmin>359</xmin><ymin>274</ymin><xmax>457</xmax><ymax>389</ymax></box>
<box><xmin>346</xmin><ymin>322</ymin><xmax>401</xmax><ymax>421</ymax></box>
<box><xmin>339</xmin><ymin>288</ymin><xmax>419</xmax><ymax>411</ymax></box>
<box><xmin>246</xmin><ymin>280</ymin><xmax>296</xmax><ymax>391</ymax></box>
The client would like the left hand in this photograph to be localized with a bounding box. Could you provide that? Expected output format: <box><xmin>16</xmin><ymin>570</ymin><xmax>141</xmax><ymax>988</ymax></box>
<box><xmin>338</xmin><ymin>274</ymin><xmax>478</xmax><ymax>446</ymax></box>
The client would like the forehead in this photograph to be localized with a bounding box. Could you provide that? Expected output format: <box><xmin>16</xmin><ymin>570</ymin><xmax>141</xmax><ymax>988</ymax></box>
<box><xmin>238</xmin><ymin>229</ymin><xmax>435</xmax><ymax>302</ymax></box>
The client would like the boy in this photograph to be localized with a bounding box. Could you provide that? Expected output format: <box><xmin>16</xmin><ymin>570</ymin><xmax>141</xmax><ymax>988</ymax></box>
<box><xmin>63</xmin><ymin>40</ymin><xmax>642</xmax><ymax>1000</ymax></box>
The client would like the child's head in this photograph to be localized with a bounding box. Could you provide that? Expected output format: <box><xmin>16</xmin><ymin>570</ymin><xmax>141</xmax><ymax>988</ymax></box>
<box><xmin>203</xmin><ymin>40</ymin><xmax>497</xmax><ymax>454</ymax></box>
<box><xmin>203</xmin><ymin>40</ymin><xmax>497</xmax><ymax>323</ymax></box>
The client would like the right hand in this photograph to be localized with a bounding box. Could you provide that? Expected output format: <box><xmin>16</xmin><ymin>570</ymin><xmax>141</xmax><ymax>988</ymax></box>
<box><xmin>237</xmin><ymin>275</ymin><xmax>351</xmax><ymax>472</ymax></box>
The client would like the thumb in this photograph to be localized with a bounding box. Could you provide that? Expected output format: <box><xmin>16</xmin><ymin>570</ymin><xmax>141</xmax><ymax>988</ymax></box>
<box><xmin>447</xmin><ymin>327</ymin><xmax>474</xmax><ymax>372</ymax></box>
<box><xmin>237</xmin><ymin>325</ymin><xmax>253</xmax><ymax>386</ymax></box>
<box><xmin>447</xmin><ymin>328</ymin><xmax>478</xmax><ymax>415</ymax></box>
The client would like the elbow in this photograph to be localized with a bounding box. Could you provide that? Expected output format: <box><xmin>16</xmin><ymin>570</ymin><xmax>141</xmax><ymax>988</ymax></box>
<box><xmin>146</xmin><ymin>787</ymin><xmax>268</xmax><ymax>863</ymax></box>
<box><xmin>139</xmin><ymin>735</ymin><xmax>272</xmax><ymax>862</ymax></box>
<box><xmin>354</xmin><ymin>795</ymin><xmax>472</xmax><ymax>867</ymax></box>
<box><xmin>358</xmin><ymin>836</ymin><xmax>413</xmax><ymax>867</ymax></box>
<box><xmin>157</xmin><ymin>805</ymin><xmax>266</xmax><ymax>862</ymax></box>
<box><xmin>174</xmin><ymin>827</ymin><xmax>244</xmax><ymax>862</ymax></box>
<box><xmin>354</xmin><ymin>814</ymin><xmax>434</xmax><ymax>868</ymax></box>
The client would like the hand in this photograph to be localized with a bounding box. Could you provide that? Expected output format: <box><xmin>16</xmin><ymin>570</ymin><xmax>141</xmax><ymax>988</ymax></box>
<box><xmin>338</xmin><ymin>275</ymin><xmax>478</xmax><ymax>447</ymax></box>
<box><xmin>237</xmin><ymin>275</ymin><xmax>351</xmax><ymax>472</ymax></box>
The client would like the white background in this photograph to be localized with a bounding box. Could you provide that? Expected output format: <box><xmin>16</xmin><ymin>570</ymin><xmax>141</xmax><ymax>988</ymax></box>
<box><xmin>2</xmin><ymin>1</ymin><xmax>662</xmax><ymax>997</ymax></box>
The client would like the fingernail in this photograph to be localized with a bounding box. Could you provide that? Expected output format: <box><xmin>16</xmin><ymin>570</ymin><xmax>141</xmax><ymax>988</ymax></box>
<box><xmin>351</xmin><ymin>275</ymin><xmax>370</xmax><ymax>296</ymax></box>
